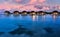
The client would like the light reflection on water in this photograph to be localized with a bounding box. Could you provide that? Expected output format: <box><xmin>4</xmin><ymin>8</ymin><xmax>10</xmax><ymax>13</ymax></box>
<box><xmin>0</xmin><ymin>14</ymin><xmax>60</xmax><ymax>32</ymax></box>
<box><xmin>0</xmin><ymin>14</ymin><xmax>60</xmax><ymax>37</ymax></box>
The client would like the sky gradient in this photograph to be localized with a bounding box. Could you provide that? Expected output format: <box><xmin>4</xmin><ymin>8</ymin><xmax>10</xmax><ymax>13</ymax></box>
<box><xmin>0</xmin><ymin>0</ymin><xmax>60</xmax><ymax>11</ymax></box>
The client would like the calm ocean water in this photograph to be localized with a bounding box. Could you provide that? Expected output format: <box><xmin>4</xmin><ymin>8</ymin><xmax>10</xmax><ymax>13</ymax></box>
<box><xmin>0</xmin><ymin>14</ymin><xmax>60</xmax><ymax>37</ymax></box>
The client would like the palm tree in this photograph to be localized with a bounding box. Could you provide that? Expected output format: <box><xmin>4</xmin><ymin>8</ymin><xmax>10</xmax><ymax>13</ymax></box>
<box><xmin>45</xmin><ymin>12</ymin><xmax>51</xmax><ymax>14</ymax></box>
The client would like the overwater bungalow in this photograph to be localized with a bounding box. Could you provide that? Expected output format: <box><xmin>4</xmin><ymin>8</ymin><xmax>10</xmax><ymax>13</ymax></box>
<box><xmin>4</xmin><ymin>11</ymin><xmax>10</xmax><ymax>15</ymax></box>
<box><xmin>52</xmin><ymin>10</ymin><xmax>59</xmax><ymax>15</ymax></box>
<box><xmin>37</xmin><ymin>11</ymin><xmax>46</xmax><ymax>15</ymax></box>
<box><xmin>13</xmin><ymin>11</ymin><xmax>20</xmax><ymax>15</ymax></box>
<box><xmin>30</xmin><ymin>11</ymin><xmax>36</xmax><ymax>15</ymax></box>
<box><xmin>21</xmin><ymin>11</ymin><xmax>27</xmax><ymax>15</ymax></box>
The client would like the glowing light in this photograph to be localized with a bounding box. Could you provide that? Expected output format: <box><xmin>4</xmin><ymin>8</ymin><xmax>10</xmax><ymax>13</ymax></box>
<box><xmin>52</xmin><ymin>12</ymin><xmax>58</xmax><ymax>15</ymax></box>
<box><xmin>32</xmin><ymin>15</ymin><xmax>36</xmax><ymax>21</ymax></box>
<box><xmin>52</xmin><ymin>15</ymin><xmax>57</xmax><ymax>21</ymax></box>
<box><xmin>42</xmin><ymin>15</ymin><xmax>45</xmax><ymax>22</ymax></box>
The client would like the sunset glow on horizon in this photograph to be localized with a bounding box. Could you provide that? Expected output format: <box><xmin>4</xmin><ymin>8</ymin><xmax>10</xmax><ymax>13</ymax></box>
<box><xmin>0</xmin><ymin>0</ymin><xmax>60</xmax><ymax>11</ymax></box>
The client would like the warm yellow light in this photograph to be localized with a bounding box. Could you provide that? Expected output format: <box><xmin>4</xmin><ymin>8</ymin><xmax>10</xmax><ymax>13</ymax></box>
<box><xmin>24</xmin><ymin>13</ymin><xmax>27</xmax><ymax>14</ymax></box>
<box><xmin>32</xmin><ymin>13</ymin><xmax>35</xmax><ymax>14</ymax></box>
<box><xmin>41</xmin><ymin>13</ymin><xmax>44</xmax><ymax>15</ymax></box>
<box><xmin>32</xmin><ymin>15</ymin><xmax>36</xmax><ymax>21</ymax></box>
<box><xmin>52</xmin><ymin>15</ymin><xmax>57</xmax><ymax>21</ymax></box>
<box><xmin>53</xmin><ymin>12</ymin><xmax>58</xmax><ymax>15</ymax></box>
<box><xmin>40</xmin><ymin>12</ymin><xmax>45</xmax><ymax>15</ymax></box>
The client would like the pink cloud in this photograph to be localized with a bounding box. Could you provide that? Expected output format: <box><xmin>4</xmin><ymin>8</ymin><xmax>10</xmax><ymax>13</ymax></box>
<box><xmin>0</xmin><ymin>2</ymin><xmax>23</xmax><ymax>10</ymax></box>
<box><xmin>15</xmin><ymin>0</ymin><xmax>21</xmax><ymax>2</ymax></box>
<box><xmin>0</xmin><ymin>0</ymin><xmax>50</xmax><ymax>11</ymax></box>
<box><xmin>28</xmin><ymin>0</ymin><xmax>37</xmax><ymax>4</ymax></box>
<box><xmin>21</xmin><ymin>5</ymin><xmax>40</xmax><ymax>11</ymax></box>
<box><xmin>38</xmin><ymin>0</ymin><xmax>46</xmax><ymax>3</ymax></box>
<box><xmin>27</xmin><ymin>0</ymin><xmax>46</xmax><ymax>5</ymax></box>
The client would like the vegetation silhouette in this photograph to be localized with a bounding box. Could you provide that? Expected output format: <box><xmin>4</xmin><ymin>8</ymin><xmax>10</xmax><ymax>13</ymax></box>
<box><xmin>9</xmin><ymin>25</ymin><xmax>34</xmax><ymax>36</ymax></box>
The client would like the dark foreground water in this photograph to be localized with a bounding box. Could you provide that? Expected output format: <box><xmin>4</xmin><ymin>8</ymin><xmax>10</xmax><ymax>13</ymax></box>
<box><xmin>0</xmin><ymin>14</ymin><xmax>60</xmax><ymax>37</ymax></box>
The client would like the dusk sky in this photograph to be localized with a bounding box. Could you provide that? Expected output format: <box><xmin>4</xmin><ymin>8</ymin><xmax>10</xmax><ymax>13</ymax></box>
<box><xmin>0</xmin><ymin>0</ymin><xmax>60</xmax><ymax>11</ymax></box>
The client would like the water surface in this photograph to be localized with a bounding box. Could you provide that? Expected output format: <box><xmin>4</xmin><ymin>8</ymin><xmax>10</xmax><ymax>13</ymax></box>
<box><xmin>0</xmin><ymin>14</ymin><xmax>60</xmax><ymax>37</ymax></box>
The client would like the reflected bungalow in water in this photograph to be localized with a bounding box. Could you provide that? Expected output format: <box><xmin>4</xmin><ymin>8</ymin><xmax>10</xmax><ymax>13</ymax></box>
<box><xmin>37</xmin><ymin>11</ymin><xmax>46</xmax><ymax>15</ymax></box>
<box><xmin>31</xmin><ymin>15</ymin><xmax>36</xmax><ymax>21</ymax></box>
<box><xmin>21</xmin><ymin>11</ymin><xmax>27</xmax><ymax>15</ymax></box>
